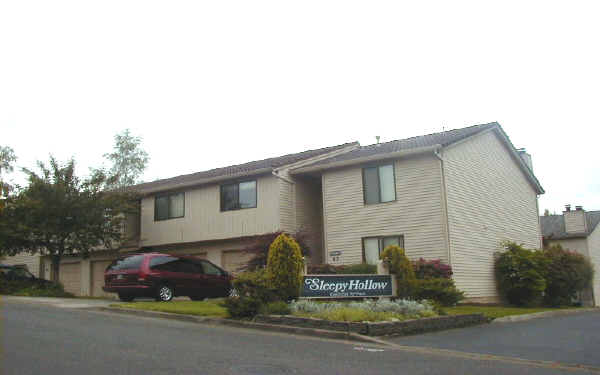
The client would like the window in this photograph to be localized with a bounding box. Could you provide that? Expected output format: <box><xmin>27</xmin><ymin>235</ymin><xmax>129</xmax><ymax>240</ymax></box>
<box><xmin>154</xmin><ymin>192</ymin><xmax>185</xmax><ymax>221</ymax></box>
<box><xmin>199</xmin><ymin>260</ymin><xmax>225</xmax><ymax>276</ymax></box>
<box><xmin>362</xmin><ymin>235</ymin><xmax>404</xmax><ymax>264</ymax></box>
<box><xmin>220</xmin><ymin>180</ymin><xmax>257</xmax><ymax>211</ymax></box>
<box><xmin>362</xmin><ymin>164</ymin><xmax>396</xmax><ymax>204</ymax></box>
<box><xmin>108</xmin><ymin>255</ymin><xmax>145</xmax><ymax>271</ymax></box>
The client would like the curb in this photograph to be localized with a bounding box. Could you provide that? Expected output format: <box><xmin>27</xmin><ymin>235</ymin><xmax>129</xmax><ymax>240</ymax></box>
<box><xmin>96</xmin><ymin>307</ymin><xmax>382</xmax><ymax>344</ymax></box>
<box><xmin>492</xmin><ymin>307</ymin><xmax>599</xmax><ymax>323</ymax></box>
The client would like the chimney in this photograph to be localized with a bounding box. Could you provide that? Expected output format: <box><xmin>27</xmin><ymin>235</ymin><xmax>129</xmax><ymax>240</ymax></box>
<box><xmin>516</xmin><ymin>148</ymin><xmax>533</xmax><ymax>171</ymax></box>
<box><xmin>564</xmin><ymin>205</ymin><xmax>587</xmax><ymax>234</ymax></box>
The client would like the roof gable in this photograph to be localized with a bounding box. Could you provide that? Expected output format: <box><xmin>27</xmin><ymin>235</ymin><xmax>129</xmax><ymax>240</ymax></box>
<box><xmin>540</xmin><ymin>211</ymin><xmax>600</xmax><ymax>239</ymax></box>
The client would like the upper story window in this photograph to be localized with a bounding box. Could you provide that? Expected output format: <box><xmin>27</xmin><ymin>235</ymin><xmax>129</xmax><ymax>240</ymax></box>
<box><xmin>220</xmin><ymin>180</ymin><xmax>257</xmax><ymax>211</ymax></box>
<box><xmin>363</xmin><ymin>235</ymin><xmax>404</xmax><ymax>264</ymax></box>
<box><xmin>362</xmin><ymin>164</ymin><xmax>396</xmax><ymax>204</ymax></box>
<box><xmin>154</xmin><ymin>192</ymin><xmax>185</xmax><ymax>221</ymax></box>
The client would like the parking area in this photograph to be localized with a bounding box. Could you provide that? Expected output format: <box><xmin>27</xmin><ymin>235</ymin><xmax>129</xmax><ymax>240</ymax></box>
<box><xmin>387</xmin><ymin>310</ymin><xmax>600</xmax><ymax>367</ymax></box>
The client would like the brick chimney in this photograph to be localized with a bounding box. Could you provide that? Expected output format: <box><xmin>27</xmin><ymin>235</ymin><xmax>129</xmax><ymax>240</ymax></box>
<box><xmin>564</xmin><ymin>204</ymin><xmax>587</xmax><ymax>234</ymax></box>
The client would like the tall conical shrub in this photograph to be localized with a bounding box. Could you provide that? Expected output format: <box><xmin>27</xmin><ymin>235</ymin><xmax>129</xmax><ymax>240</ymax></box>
<box><xmin>380</xmin><ymin>245</ymin><xmax>416</xmax><ymax>298</ymax></box>
<box><xmin>266</xmin><ymin>233</ymin><xmax>304</xmax><ymax>301</ymax></box>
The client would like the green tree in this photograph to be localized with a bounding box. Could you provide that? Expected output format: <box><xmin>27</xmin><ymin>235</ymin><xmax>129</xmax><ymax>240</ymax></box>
<box><xmin>103</xmin><ymin>129</ymin><xmax>149</xmax><ymax>188</ymax></box>
<box><xmin>0</xmin><ymin>145</ymin><xmax>17</xmax><ymax>203</ymax></box>
<box><xmin>0</xmin><ymin>156</ymin><xmax>138</xmax><ymax>281</ymax></box>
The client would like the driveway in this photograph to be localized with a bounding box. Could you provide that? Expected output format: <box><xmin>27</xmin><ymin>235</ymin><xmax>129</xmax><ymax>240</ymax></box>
<box><xmin>386</xmin><ymin>310</ymin><xmax>600</xmax><ymax>368</ymax></box>
<box><xmin>1</xmin><ymin>295</ymin><xmax>116</xmax><ymax>308</ymax></box>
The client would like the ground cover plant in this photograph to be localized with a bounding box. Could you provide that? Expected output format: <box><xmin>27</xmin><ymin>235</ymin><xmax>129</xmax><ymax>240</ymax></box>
<box><xmin>288</xmin><ymin>299</ymin><xmax>436</xmax><ymax>322</ymax></box>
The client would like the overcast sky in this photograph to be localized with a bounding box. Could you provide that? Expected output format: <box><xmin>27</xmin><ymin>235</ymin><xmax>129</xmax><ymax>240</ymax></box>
<box><xmin>1</xmin><ymin>1</ymin><xmax>598</xmax><ymax>214</ymax></box>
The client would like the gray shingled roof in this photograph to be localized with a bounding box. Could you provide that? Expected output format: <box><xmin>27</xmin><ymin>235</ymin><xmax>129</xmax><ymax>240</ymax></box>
<box><xmin>540</xmin><ymin>211</ymin><xmax>600</xmax><ymax>239</ymax></box>
<box><xmin>131</xmin><ymin>141</ymin><xmax>358</xmax><ymax>194</ymax></box>
<box><xmin>295</xmin><ymin>122</ymin><xmax>499</xmax><ymax>168</ymax></box>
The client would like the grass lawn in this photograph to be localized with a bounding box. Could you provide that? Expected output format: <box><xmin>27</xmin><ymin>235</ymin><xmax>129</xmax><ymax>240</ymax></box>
<box><xmin>445</xmin><ymin>305</ymin><xmax>575</xmax><ymax>319</ymax></box>
<box><xmin>111</xmin><ymin>299</ymin><xmax>228</xmax><ymax>318</ymax></box>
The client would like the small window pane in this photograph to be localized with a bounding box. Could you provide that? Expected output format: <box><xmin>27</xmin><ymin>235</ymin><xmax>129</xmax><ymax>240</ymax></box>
<box><xmin>364</xmin><ymin>238</ymin><xmax>380</xmax><ymax>265</ymax></box>
<box><xmin>363</xmin><ymin>167</ymin><xmax>380</xmax><ymax>204</ymax></box>
<box><xmin>169</xmin><ymin>193</ymin><xmax>184</xmax><ymax>218</ymax></box>
<box><xmin>155</xmin><ymin>196</ymin><xmax>169</xmax><ymax>220</ymax></box>
<box><xmin>382</xmin><ymin>236</ymin><xmax>399</xmax><ymax>250</ymax></box>
<box><xmin>379</xmin><ymin>165</ymin><xmax>395</xmax><ymax>202</ymax></box>
<box><xmin>239</xmin><ymin>181</ymin><xmax>256</xmax><ymax>208</ymax></box>
<box><xmin>221</xmin><ymin>184</ymin><xmax>238</xmax><ymax>211</ymax></box>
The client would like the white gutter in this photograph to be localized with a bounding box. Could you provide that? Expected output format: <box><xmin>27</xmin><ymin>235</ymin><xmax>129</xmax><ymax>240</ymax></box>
<box><xmin>290</xmin><ymin>144</ymin><xmax>443</xmax><ymax>174</ymax></box>
<box><xmin>272</xmin><ymin>170</ymin><xmax>295</xmax><ymax>184</ymax></box>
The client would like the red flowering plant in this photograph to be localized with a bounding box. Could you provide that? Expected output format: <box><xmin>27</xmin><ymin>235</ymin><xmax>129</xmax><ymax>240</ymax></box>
<box><xmin>412</xmin><ymin>258</ymin><xmax>453</xmax><ymax>279</ymax></box>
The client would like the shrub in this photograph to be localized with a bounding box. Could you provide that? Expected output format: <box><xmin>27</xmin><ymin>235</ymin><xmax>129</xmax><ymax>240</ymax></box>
<box><xmin>412</xmin><ymin>278</ymin><xmax>464</xmax><ymax>306</ymax></box>
<box><xmin>413</xmin><ymin>258</ymin><xmax>453</xmax><ymax>279</ymax></box>
<box><xmin>222</xmin><ymin>297</ymin><xmax>262</xmax><ymax>319</ymax></box>
<box><xmin>380</xmin><ymin>245</ymin><xmax>415</xmax><ymax>298</ymax></box>
<box><xmin>0</xmin><ymin>279</ymin><xmax>74</xmax><ymax>298</ymax></box>
<box><xmin>222</xmin><ymin>270</ymin><xmax>278</xmax><ymax>319</ymax></box>
<box><xmin>288</xmin><ymin>299</ymin><xmax>436</xmax><ymax>321</ymax></box>
<box><xmin>494</xmin><ymin>242</ymin><xmax>548</xmax><ymax>306</ymax></box>
<box><xmin>266</xmin><ymin>233</ymin><xmax>304</xmax><ymax>301</ymax></box>
<box><xmin>307</xmin><ymin>263</ymin><xmax>377</xmax><ymax>275</ymax></box>
<box><xmin>239</xmin><ymin>231</ymin><xmax>312</xmax><ymax>272</ymax></box>
<box><xmin>259</xmin><ymin>301</ymin><xmax>291</xmax><ymax>315</ymax></box>
<box><xmin>339</xmin><ymin>263</ymin><xmax>377</xmax><ymax>274</ymax></box>
<box><xmin>542</xmin><ymin>244</ymin><xmax>595</xmax><ymax>306</ymax></box>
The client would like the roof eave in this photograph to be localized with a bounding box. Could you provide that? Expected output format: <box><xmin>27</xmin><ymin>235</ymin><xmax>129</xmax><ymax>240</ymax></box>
<box><xmin>289</xmin><ymin>144</ymin><xmax>442</xmax><ymax>175</ymax></box>
<box><xmin>133</xmin><ymin>167</ymin><xmax>274</xmax><ymax>196</ymax></box>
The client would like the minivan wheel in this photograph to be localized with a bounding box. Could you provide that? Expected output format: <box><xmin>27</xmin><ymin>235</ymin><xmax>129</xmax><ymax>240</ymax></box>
<box><xmin>118</xmin><ymin>293</ymin><xmax>134</xmax><ymax>302</ymax></box>
<box><xmin>156</xmin><ymin>284</ymin><xmax>174</xmax><ymax>302</ymax></box>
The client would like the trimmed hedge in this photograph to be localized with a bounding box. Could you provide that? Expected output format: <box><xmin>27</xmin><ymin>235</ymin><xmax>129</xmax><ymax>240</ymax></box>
<box><xmin>0</xmin><ymin>279</ymin><xmax>74</xmax><ymax>298</ymax></box>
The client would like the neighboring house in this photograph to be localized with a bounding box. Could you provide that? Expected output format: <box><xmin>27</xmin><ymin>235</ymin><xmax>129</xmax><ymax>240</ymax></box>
<box><xmin>2</xmin><ymin>122</ymin><xmax>544</xmax><ymax>302</ymax></box>
<box><xmin>540</xmin><ymin>206</ymin><xmax>600</xmax><ymax>306</ymax></box>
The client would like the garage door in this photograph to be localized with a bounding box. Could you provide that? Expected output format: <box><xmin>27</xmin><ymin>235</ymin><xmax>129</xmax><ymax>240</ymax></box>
<box><xmin>222</xmin><ymin>251</ymin><xmax>253</xmax><ymax>274</ymax></box>
<box><xmin>91</xmin><ymin>260</ymin><xmax>113</xmax><ymax>298</ymax></box>
<box><xmin>59</xmin><ymin>262</ymin><xmax>81</xmax><ymax>296</ymax></box>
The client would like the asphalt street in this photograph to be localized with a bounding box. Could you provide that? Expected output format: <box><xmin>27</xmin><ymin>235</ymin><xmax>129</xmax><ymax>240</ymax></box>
<box><xmin>1</xmin><ymin>298</ymin><xmax>598</xmax><ymax>375</ymax></box>
<box><xmin>389</xmin><ymin>310</ymin><xmax>600</xmax><ymax>367</ymax></box>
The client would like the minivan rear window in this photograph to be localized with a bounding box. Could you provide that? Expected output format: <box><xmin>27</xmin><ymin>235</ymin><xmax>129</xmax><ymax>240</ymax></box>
<box><xmin>108</xmin><ymin>255</ymin><xmax>145</xmax><ymax>271</ymax></box>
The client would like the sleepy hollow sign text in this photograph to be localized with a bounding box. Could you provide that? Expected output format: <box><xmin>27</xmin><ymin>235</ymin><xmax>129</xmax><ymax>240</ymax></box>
<box><xmin>301</xmin><ymin>275</ymin><xmax>393</xmax><ymax>298</ymax></box>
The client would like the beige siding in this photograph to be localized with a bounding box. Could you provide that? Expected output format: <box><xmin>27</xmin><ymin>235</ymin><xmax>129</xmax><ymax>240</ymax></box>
<box><xmin>2</xmin><ymin>253</ymin><xmax>42</xmax><ymax>278</ymax></box>
<box><xmin>444</xmin><ymin>130</ymin><xmax>541</xmax><ymax>298</ymax></box>
<box><xmin>322</xmin><ymin>154</ymin><xmax>448</xmax><ymax>265</ymax></box>
<box><xmin>587</xmin><ymin>225</ymin><xmax>600</xmax><ymax>306</ymax></box>
<box><xmin>140</xmin><ymin>175</ymin><xmax>280</xmax><ymax>247</ymax></box>
<box><xmin>546</xmin><ymin>238</ymin><xmax>589</xmax><ymax>256</ymax></box>
<box><xmin>295</xmin><ymin>177</ymin><xmax>324</xmax><ymax>264</ymax></box>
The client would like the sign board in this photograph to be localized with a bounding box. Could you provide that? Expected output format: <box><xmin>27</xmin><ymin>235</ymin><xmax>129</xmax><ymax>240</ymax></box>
<box><xmin>301</xmin><ymin>274</ymin><xmax>393</xmax><ymax>298</ymax></box>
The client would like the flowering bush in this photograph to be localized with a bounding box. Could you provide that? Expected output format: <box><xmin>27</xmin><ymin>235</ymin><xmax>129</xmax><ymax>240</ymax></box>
<box><xmin>413</xmin><ymin>258</ymin><xmax>453</xmax><ymax>279</ymax></box>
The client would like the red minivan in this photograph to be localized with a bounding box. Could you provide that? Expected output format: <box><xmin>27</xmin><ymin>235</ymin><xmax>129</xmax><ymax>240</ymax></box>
<box><xmin>103</xmin><ymin>253</ymin><xmax>233</xmax><ymax>302</ymax></box>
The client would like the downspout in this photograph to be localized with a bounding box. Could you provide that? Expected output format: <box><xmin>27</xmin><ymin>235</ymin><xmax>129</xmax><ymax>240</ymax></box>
<box><xmin>434</xmin><ymin>149</ymin><xmax>453</xmax><ymax>268</ymax></box>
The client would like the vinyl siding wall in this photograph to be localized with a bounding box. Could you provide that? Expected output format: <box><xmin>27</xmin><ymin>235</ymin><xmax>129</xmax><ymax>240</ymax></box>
<box><xmin>322</xmin><ymin>154</ymin><xmax>448</xmax><ymax>265</ymax></box>
<box><xmin>140</xmin><ymin>174</ymin><xmax>280</xmax><ymax>247</ymax></box>
<box><xmin>444</xmin><ymin>130</ymin><xmax>541</xmax><ymax>298</ymax></box>
<box><xmin>587</xmin><ymin>225</ymin><xmax>600</xmax><ymax>306</ymax></box>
